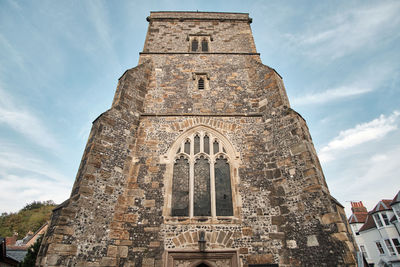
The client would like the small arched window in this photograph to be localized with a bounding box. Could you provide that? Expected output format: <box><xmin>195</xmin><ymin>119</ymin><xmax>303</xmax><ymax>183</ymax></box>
<box><xmin>170</xmin><ymin>130</ymin><xmax>234</xmax><ymax>218</ymax></box>
<box><xmin>191</xmin><ymin>39</ymin><xmax>199</xmax><ymax>52</ymax></box>
<box><xmin>201</xmin><ymin>39</ymin><xmax>209</xmax><ymax>52</ymax></box>
<box><xmin>189</xmin><ymin>35</ymin><xmax>211</xmax><ymax>52</ymax></box>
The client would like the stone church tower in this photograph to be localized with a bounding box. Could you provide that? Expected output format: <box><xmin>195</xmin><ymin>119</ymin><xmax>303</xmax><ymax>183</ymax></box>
<box><xmin>37</xmin><ymin>12</ymin><xmax>357</xmax><ymax>267</ymax></box>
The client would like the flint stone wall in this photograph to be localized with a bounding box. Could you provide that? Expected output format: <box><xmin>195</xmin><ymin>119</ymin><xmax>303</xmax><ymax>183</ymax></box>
<box><xmin>36</xmin><ymin>11</ymin><xmax>356</xmax><ymax>267</ymax></box>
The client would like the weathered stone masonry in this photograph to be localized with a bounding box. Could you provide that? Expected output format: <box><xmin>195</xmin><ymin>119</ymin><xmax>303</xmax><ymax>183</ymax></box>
<box><xmin>37</xmin><ymin>11</ymin><xmax>357</xmax><ymax>267</ymax></box>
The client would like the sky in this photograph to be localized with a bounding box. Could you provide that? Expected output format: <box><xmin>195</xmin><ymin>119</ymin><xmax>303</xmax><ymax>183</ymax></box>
<box><xmin>0</xmin><ymin>0</ymin><xmax>399</xmax><ymax>217</ymax></box>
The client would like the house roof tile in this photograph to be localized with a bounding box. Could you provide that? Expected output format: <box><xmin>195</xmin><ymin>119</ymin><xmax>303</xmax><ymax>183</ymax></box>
<box><xmin>391</xmin><ymin>191</ymin><xmax>400</xmax><ymax>205</ymax></box>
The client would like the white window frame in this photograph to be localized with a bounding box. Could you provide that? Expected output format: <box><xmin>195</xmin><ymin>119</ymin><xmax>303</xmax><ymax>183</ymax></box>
<box><xmin>374</xmin><ymin>213</ymin><xmax>384</xmax><ymax>228</ymax></box>
<box><xmin>359</xmin><ymin>245</ymin><xmax>369</xmax><ymax>259</ymax></box>
<box><xmin>385</xmin><ymin>239</ymin><xmax>396</xmax><ymax>256</ymax></box>
<box><xmin>376</xmin><ymin>241</ymin><xmax>385</xmax><ymax>255</ymax></box>
<box><xmin>381</xmin><ymin>212</ymin><xmax>390</xmax><ymax>226</ymax></box>
<box><xmin>392</xmin><ymin>238</ymin><xmax>400</xmax><ymax>254</ymax></box>
<box><xmin>393</xmin><ymin>205</ymin><xmax>400</xmax><ymax>221</ymax></box>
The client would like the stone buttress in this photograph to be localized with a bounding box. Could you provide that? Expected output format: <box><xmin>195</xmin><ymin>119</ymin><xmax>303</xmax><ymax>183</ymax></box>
<box><xmin>37</xmin><ymin>12</ymin><xmax>357</xmax><ymax>267</ymax></box>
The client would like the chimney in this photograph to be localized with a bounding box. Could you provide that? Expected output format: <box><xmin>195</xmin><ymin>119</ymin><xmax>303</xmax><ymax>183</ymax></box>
<box><xmin>351</xmin><ymin>201</ymin><xmax>368</xmax><ymax>214</ymax></box>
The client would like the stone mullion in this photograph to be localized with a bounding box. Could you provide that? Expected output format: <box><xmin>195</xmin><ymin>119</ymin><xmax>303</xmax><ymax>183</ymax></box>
<box><xmin>210</xmin><ymin>157</ymin><xmax>216</xmax><ymax>218</ymax></box>
<box><xmin>210</xmin><ymin>135</ymin><xmax>216</xmax><ymax>218</ymax></box>
<box><xmin>200</xmin><ymin>131</ymin><xmax>204</xmax><ymax>154</ymax></box>
<box><xmin>189</xmin><ymin>134</ymin><xmax>194</xmax><ymax>218</ymax></box>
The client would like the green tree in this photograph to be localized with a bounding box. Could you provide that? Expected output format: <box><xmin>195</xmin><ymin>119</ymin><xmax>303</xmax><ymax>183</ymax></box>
<box><xmin>19</xmin><ymin>236</ymin><xmax>43</xmax><ymax>267</ymax></box>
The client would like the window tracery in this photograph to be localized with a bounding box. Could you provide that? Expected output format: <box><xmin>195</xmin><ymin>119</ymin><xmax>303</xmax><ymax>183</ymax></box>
<box><xmin>168</xmin><ymin>128</ymin><xmax>237</xmax><ymax>219</ymax></box>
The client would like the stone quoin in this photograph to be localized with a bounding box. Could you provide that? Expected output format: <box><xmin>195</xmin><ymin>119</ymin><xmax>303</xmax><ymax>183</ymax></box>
<box><xmin>36</xmin><ymin>11</ymin><xmax>357</xmax><ymax>267</ymax></box>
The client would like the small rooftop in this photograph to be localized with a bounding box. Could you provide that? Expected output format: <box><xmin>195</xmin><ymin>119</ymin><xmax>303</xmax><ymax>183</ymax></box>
<box><xmin>370</xmin><ymin>199</ymin><xmax>392</xmax><ymax>214</ymax></box>
<box><xmin>359</xmin><ymin>214</ymin><xmax>376</xmax><ymax>232</ymax></box>
<box><xmin>349</xmin><ymin>213</ymin><xmax>368</xmax><ymax>224</ymax></box>
<box><xmin>391</xmin><ymin>190</ymin><xmax>400</xmax><ymax>205</ymax></box>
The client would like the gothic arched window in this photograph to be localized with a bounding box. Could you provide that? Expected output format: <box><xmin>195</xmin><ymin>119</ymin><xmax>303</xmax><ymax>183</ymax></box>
<box><xmin>170</xmin><ymin>130</ymin><xmax>235</xmax><ymax>218</ymax></box>
<box><xmin>191</xmin><ymin>38</ymin><xmax>199</xmax><ymax>52</ymax></box>
<box><xmin>201</xmin><ymin>39</ymin><xmax>209</xmax><ymax>52</ymax></box>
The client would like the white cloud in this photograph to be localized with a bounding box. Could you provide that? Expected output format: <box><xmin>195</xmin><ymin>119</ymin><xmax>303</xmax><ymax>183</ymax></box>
<box><xmin>0</xmin><ymin>147</ymin><xmax>72</xmax><ymax>213</ymax></box>
<box><xmin>329</xmin><ymin>144</ymin><xmax>400</xmax><ymax>216</ymax></box>
<box><xmin>319</xmin><ymin>111</ymin><xmax>400</xmax><ymax>162</ymax></box>
<box><xmin>0</xmin><ymin>86</ymin><xmax>60</xmax><ymax>152</ymax></box>
<box><xmin>293</xmin><ymin>85</ymin><xmax>372</xmax><ymax>106</ymax></box>
<box><xmin>286</xmin><ymin>1</ymin><xmax>400</xmax><ymax>60</ymax></box>
<box><xmin>0</xmin><ymin>173</ymin><xmax>71</xmax><ymax>213</ymax></box>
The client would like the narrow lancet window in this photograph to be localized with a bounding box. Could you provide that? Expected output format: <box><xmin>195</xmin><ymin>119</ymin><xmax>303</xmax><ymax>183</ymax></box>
<box><xmin>194</xmin><ymin>156</ymin><xmax>211</xmax><ymax>216</ymax></box>
<box><xmin>184</xmin><ymin>140</ymin><xmax>190</xmax><ymax>154</ymax></box>
<box><xmin>194</xmin><ymin>135</ymin><xmax>200</xmax><ymax>154</ymax></box>
<box><xmin>201</xmin><ymin>39</ymin><xmax>209</xmax><ymax>52</ymax></box>
<box><xmin>215</xmin><ymin>157</ymin><xmax>233</xmax><ymax>216</ymax></box>
<box><xmin>171</xmin><ymin>156</ymin><xmax>190</xmax><ymax>216</ymax></box>
<box><xmin>213</xmin><ymin>140</ymin><xmax>219</xmax><ymax>154</ymax></box>
<box><xmin>191</xmin><ymin>39</ymin><xmax>198</xmax><ymax>52</ymax></box>
<box><xmin>204</xmin><ymin>135</ymin><xmax>210</xmax><ymax>154</ymax></box>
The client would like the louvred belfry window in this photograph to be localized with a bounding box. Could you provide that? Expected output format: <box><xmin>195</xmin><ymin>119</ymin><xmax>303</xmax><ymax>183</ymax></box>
<box><xmin>198</xmin><ymin>78</ymin><xmax>205</xmax><ymax>90</ymax></box>
<box><xmin>171</xmin><ymin>131</ymin><xmax>233</xmax><ymax>217</ymax></box>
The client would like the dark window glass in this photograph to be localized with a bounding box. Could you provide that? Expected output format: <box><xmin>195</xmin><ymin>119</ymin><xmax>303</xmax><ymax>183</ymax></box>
<box><xmin>184</xmin><ymin>140</ymin><xmax>190</xmax><ymax>154</ymax></box>
<box><xmin>204</xmin><ymin>135</ymin><xmax>210</xmax><ymax>154</ymax></box>
<box><xmin>198</xmin><ymin>78</ymin><xmax>205</xmax><ymax>90</ymax></box>
<box><xmin>215</xmin><ymin>158</ymin><xmax>233</xmax><ymax>216</ymax></box>
<box><xmin>194</xmin><ymin>156</ymin><xmax>211</xmax><ymax>216</ymax></box>
<box><xmin>201</xmin><ymin>39</ymin><xmax>208</xmax><ymax>52</ymax></box>
<box><xmin>213</xmin><ymin>140</ymin><xmax>219</xmax><ymax>154</ymax></box>
<box><xmin>191</xmin><ymin>39</ymin><xmax>198</xmax><ymax>52</ymax></box>
<box><xmin>194</xmin><ymin>135</ymin><xmax>200</xmax><ymax>154</ymax></box>
<box><xmin>382</xmin><ymin>213</ymin><xmax>390</xmax><ymax>225</ymax></box>
<box><xmin>392</xmin><ymin>238</ymin><xmax>400</xmax><ymax>254</ymax></box>
<box><xmin>376</xmin><ymin>241</ymin><xmax>385</xmax><ymax>254</ymax></box>
<box><xmin>171</xmin><ymin>157</ymin><xmax>189</xmax><ymax>216</ymax></box>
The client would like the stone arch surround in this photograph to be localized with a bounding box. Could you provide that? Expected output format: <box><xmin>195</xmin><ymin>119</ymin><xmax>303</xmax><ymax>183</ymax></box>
<box><xmin>164</xmin><ymin>229</ymin><xmax>235</xmax><ymax>250</ymax></box>
<box><xmin>161</xmin><ymin>123</ymin><xmax>242</xmax><ymax>221</ymax></box>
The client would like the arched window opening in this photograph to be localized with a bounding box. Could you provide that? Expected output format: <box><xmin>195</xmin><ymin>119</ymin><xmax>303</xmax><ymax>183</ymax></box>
<box><xmin>213</xmin><ymin>140</ymin><xmax>219</xmax><ymax>154</ymax></box>
<box><xmin>204</xmin><ymin>135</ymin><xmax>210</xmax><ymax>154</ymax></box>
<box><xmin>191</xmin><ymin>39</ymin><xmax>199</xmax><ymax>52</ymax></box>
<box><xmin>215</xmin><ymin>156</ymin><xmax>233</xmax><ymax>216</ymax></box>
<box><xmin>170</xmin><ymin>130</ymin><xmax>234</xmax><ymax>218</ymax></box>
<box><xmin>184</xmin><ymin>140</ymin><xmax>191</xmax><ymax>154</ymax></box>
<box><xmin>194</xmin><ymin>156</ymin><xmax>211</xmax><ymax>216</ymax></box>
<box><xmin>201</xmin><ymin>39</ymin><xmax>209</xmax><ymax>52</ymax></box>
<box><xmin>194</xmin><ymin>134</ymin><xmax>200</xmax><ymax>154</ymax></box>
<box><xmin>198</xmin><ymin>78</ymin><xmax>205</xmax><ymax>90</ymax></box>
<box><xmin>171</xmin><ymin>156</ymin><xmax>189</xmax><ymax>216</ymax></box>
